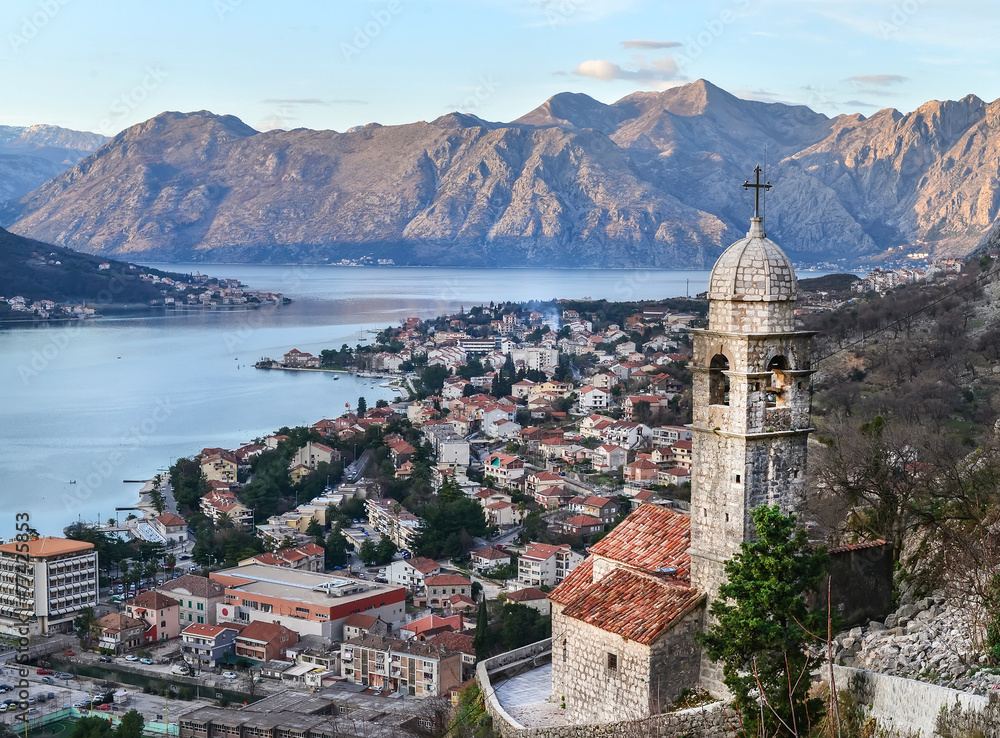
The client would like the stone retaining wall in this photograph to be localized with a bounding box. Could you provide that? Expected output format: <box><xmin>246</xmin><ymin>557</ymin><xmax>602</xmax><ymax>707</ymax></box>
<box><xmin>832</xmin><ymin>665</ymin><xmax>994</xmax><ymax>737</ymax></box>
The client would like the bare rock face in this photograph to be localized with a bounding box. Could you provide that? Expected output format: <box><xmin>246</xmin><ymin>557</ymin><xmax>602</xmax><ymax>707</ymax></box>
<box><xmin>0</xmin><ymin>124</ymin><xmax>109</xmax><ymax>202</ymax></box>
<box><xmin>5</xmin><ymin>80</ymin><xmax>1000</xmax><ymax>266</ymax></box>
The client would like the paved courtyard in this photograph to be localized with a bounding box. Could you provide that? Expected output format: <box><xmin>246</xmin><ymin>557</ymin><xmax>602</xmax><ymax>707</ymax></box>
<box><xmin>493</xmin><ymin>663</ymin><xmax>570</xmax><ymax>729</ymax></box>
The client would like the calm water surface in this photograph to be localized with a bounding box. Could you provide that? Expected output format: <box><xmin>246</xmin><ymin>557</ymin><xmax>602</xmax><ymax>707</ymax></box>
<box><xmin>0</xmin><ymin>265</ymin><xmax>712</xmax><ymax>538</ymax></box>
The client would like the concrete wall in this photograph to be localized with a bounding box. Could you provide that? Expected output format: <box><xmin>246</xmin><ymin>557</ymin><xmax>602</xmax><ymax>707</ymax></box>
<box><xmin>832</xmin><ymin>665</ymin><xmax>993</xmax><ymax>737</ymax></box>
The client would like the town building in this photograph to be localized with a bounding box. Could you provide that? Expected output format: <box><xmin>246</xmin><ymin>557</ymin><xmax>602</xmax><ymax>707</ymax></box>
<box><xmin>240</xmin><ymin>542</ymin><xmax>325</xmax><ymax>573</ymax></box>
<box><xmin>365</xmin><ymin>498</ymin><xmax>422</xmax><ymax>551</ymax></box>
<box><xmin>180</xmin><ymin>623</ymin><xmax>243</xmax><ymax>669</ymax></box>
<box><xmin>341</xmin><ymin>634</ymin><xmax>463</xmax><ymax>698</ymax></box>
<box><xmin>517</xmin><ymin>543</ymin><xmax>583</xmax><ymax>589</ymax></box>
<box><xmin>125</xmin><ymin>590</ymin><xmax>182</xmax><ymax>643</ymax></box>
<box><xmin>200</xmin><ymin>490</ymin><xmax>253</xmax><ymax>530</ymax></box>
<box><xmin>93</xmin><ymin>612</ymin><xmax>146</xmax><ymax>654</ymax></box>
<box><xmin>0</xmin><ymin>537</ymin><xmax>99</xmax><ymax>637</ymax></box>
<box><xmin>423</xmin><ymin>574</ymin><xmax>473</xmax><ymax>609</ymax></box>
<box><xmin>152</xmin><ymin>513</ymin><xmax>189</xmax><ymax>545</ymax></box>
<box><xmin>470</xmin><ymin>547</ymin><xmax>510</xmax><ymax>574</ymax></box>
<box><xmin>504</xmin><ymin>587</ymin><xmax>550</xmax><ymax>616</ymax></box>
<box><xmin>210</xmin><ymin>564</ymin><xmax>406</xmax><ymax>641</ymax></box>
<box><xmin>235</xmin><ymin>620</ymin><xmax>300</xmax><ymax>662</ymax></box>
<box><xmin>482</xmin><ymin>453</ymin><xmax>524</xmax><ymax>489</ymax></box>
<box><xmin>157</xmin><ymin>575</ymin><xmax>226</xmax><ymax>627</ymax></box>
<box><xmin>385</xmin><ymin>557</ymin><xmax>441</xmax><ymax>590</ymax></box>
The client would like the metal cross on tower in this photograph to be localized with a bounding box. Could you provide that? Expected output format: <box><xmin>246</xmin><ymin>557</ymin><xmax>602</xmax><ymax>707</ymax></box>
<box><xmin>743</xmin><ymin>164</ymin><xmax>772</xmax><ymax>218</ymax></box>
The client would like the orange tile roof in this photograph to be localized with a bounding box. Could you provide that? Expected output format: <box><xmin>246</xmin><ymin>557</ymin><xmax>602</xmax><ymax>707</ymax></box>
<box><xmin>559</xmin><ymin>568</ymin><xmax>703</xmax><ymax>645</ymax></box>
<box><xmin>563</xmin><ymin>514</ymin><xmax>603</xmax><ymax>528</ymax></box>
<box><xmin>548</xmin><ymin>559</ymin><xmax>594</xmax><ymax>606</ymax></box>
<box><xmin>506</xmin><ymin>587</ymin><xmax>547</xmax><ymax>603</ymax></box>
<box><xmin>156</xmin><ymin>513</ymin><xmax>187</xmax><ymax>527</ymax></box>
<box><xmin>588</xmin><ymin>504</ymin><xmax>691</xmax><ymax>580</ymax></box>
<box><xmin>0</xmin><ymin>537</ymin><xmax>93</xmax><ymax>558</ymax></box>
<box><xmin>425</xmin><ymin>574</ymin><xmax>472</xmax><ymax>587</ymax></box>
<box><xmin>407</xmin><ymin>557</ymin><xmax>441</xmax><ymax>575</ymax></box>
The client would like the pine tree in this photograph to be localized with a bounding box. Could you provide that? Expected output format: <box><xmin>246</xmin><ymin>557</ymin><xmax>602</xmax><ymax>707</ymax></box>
<box><xmin>473</xmin><ymin>600</ymin><xmax>492</xmax><ymax>659</ymax></box>
<box><xmin>697</xmin><ymin>506</ymin><xmax>830</xmax><ymax>738</ymax></box>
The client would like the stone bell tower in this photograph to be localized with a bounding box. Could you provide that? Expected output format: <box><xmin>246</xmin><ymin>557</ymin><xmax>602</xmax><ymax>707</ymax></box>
<box><xmin>688</xmin><ymin>167</ymin><xmax>815</xmax><ymax>694</ymax></box>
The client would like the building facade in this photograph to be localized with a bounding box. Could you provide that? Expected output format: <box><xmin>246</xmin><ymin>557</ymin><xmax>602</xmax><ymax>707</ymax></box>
<box><xmin>341</xmin><ymin>634</ymin><xmax>463</xmax><ymax>698</ymax></box>
<box><xmin>0</xmin><ymin>537</ymin><xmax>99</xmax><ymax>636</ymax></box>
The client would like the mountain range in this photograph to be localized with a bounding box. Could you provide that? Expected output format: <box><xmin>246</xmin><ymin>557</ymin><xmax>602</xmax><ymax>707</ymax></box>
<box><xmin>0</xmin><ymin>124</ymin><xmax>108</xmax><ymax>203</ymax></box>
<box><xmin>3</xmin><ymin>80</ymin><xmax>1000</xmax><ymax>268</ymax></box>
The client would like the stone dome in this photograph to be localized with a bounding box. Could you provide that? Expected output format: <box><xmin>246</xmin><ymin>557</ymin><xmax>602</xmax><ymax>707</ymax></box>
<box><xmin>708</xmin><ymin>217</ymin><xmax>798</xmax><ymax>302</ymax></box>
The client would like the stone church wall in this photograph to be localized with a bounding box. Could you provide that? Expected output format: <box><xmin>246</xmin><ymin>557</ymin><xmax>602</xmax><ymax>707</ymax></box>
<box><xmin>551</xmin><ymin>606</ymin><xmax>704</xmax><ymax>723</ymax></box>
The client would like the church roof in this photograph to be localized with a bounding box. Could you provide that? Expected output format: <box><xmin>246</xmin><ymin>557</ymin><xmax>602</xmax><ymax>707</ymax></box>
<box><xmin>587</xmin><ymin>504</ymin><xmax>691</xmax><ymax>580</ymax></box>
<box><xmin>708</xmin><ymin>217</ymin><xmax>797</xmax><ymax>303</ymax></box>
<box><xmin>559</xmin><ymin>568</ymin><xmax>704</xmax><ymax>645</ymax></box>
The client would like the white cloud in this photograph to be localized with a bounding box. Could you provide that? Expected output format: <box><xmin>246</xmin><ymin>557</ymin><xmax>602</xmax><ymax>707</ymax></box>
<box><xmin>572</xmin><ymin>56</ymin><xmax>681</xmax><ymax>83</ymax></box>
<box><xmin>845</xmin><ymin>74</ymin><xmax>908</xmax><ymax>87</ymax></box>
<box><xmin>620</xmin><ymin>39</ymin><xmax>681</xmax><ymax>49</ymax></box>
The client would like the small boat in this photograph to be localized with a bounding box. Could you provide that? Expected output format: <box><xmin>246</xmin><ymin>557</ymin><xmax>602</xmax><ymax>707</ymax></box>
<box><xmin>69</xmin><ymin>480</ymin><xmax>77</xmax><ymax>484</ymax></box>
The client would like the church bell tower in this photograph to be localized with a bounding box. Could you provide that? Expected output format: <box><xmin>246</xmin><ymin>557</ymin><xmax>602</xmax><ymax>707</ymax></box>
<box><xmin>688</xmin><ymin>167</ymin><xmax>815</xmax><ymax>693</ymax></box>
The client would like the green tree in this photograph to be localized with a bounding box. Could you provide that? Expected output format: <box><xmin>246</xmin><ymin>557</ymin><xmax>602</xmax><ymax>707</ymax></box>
<box><xmin>325</xmin><ymin>528</ymin><xmax>349</xmax><ymax>569</ymax></box>
<box><xmin>357</xmin><ymin>396</ymin><xmax>368</xmax><ymax>415</ymax></box>
<box><xmin>115</xmin><ymin>710</ymin><xmax>145</xmax><ymax>738</ymax></box>
<box><xmin>358</xmin><ymin>538</ymin><xmax>377</xmax><ymax>564</ymax></box>
<box><xmin>697</xmin><ymin>506</ymin><xmax>830</xmax><ymax>738</ymax></box>
<box><xmin>71</xmin><ymin>717</ymin><xmax>114</xmax><ymax>738</ymax></box>
<box><xmin>375</xmin><ymin>536</ymin><xmax>398</xmax><ymax>565</ymax></box>
<box><xmin>73</xmin><ymin>606</ymin><xmax>96</xmax><ymax>647</ymax></box>
<box><xmin>473</xmin><ymin>600</ymin><xmax>492</xmax><ymax>659</ymax></box>
<box><xmin>306</xmin><ymin>517</ymin><xmax>324</xmax><ymax>542</ymax></box>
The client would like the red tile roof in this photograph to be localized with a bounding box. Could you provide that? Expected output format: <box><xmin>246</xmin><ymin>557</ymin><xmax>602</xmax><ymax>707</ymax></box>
<box><xmin>406</xmin><ymin>557</ymin><xmax>441</xmax><ymax>575</ymax></box>
<box><xmin>472</xmin><ymin>547</ymin><xmax>509</xmax><ymax>561</ymax></box>
<box><xmin>587</xmin><ymin>504</ymin><xmax>691</xmax><ymax>580</ymax></box>
<box><xmin>828</xmin><ymin>539</ymin><xmax>888</xmax><ymax>555</ymax></box>
<box><xmin>559</xmin><ymin>568</ymin><xmax>703</xmax><ymax>645</ymax></box>
<box><xmin>427</xmin><ymin>630</ymin><xmax>475</xmax><ymax>655</ymax></box>
<box><xmin>156</xmin><ymin>513</ymin><xmax>186</xmax><ymax>527</ymax></box>
<box><xmin>425</xmin><ymin>574</ymin><xmax>472</xmax><ymax>587</ymax></box>
<box><xmin>563</xmin><ymin>514</ymin><xmax>603</xmax><ymax>528</ymax></box>
<box><xmin>521</xmin><ymin>543</ymin><xmax>570</xmax><ymax>561</ymax></box>
<box><xmin>506</xmin><ymin>587</ymin><xmax>547</xmax><ymax>603</ymax></box>
<box><xmin>343</xmin><ymin>614</ymin><xmax>378</xmax><ymax>630</ymax></box>
<box><xmin>548</xmin><ymin>559</ymin><xmax>594</xmax><ymax>606</ymax></box>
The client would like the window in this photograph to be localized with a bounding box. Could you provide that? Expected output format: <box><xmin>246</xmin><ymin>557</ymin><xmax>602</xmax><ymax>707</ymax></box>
<box><xmin>606</xmin><ymin>653</ymin><xmax>617</xmax><ymax>672</ymax></box>
<box><xmin>709</xmin><ymin>354</ymin><xmax>730</xmax><ymax>405</ymax></box>
<box><xmin>197</xmin><ymin>616</ymin><xmax>204</xmax><ymax>624</ymax></box>
<box><xmin>197</xmin><ymin>602</ymin><xmax>204</xmax><ymax>610</ymax></box>
<box><xmin>735</xmin><ymin>474</ymin><xmax>741</xmax><ymax>483</ymax></box>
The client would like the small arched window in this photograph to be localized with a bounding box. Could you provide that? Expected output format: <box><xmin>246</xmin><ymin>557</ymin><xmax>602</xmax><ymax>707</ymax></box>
<box><xmin>709</xmin><ymin>354</ymin><xmax>730</xmax><ymax>406</ymax></box>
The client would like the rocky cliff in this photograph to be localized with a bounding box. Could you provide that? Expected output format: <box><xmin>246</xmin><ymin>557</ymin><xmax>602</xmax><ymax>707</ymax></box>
<box><xmin>5</xmin><ymin>81</ymin><xmax>1000</xmax><ymax>267</ymax></box>
<box><xmin>0</xmin><ymin>124</ymin><xmax>109</xmax><ymax>203</ymax></box>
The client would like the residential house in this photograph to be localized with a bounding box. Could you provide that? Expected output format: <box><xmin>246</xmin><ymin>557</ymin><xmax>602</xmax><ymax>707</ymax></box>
<box><xmin>398</xmin><ymin>613</ymin><xmax>467</xmax><ymax>640</ymax></box>
<box><xmin>568</xmin><ymin>495</ymin><xmax>619</xmax><ymax>523</ymax></box>
<box><xmin>200</xmin><ymin>490</ymin><xmax>253</xmax><ymax>530</ymax></box>
<box><xmin>200</xmin><ymin>451</ymin><xmax>237</xmax><ymax>484</ymax></box>
<box><xmin>125</xmin><ymin>591</ymin><xmax>182</xmax><ymax>644</ymax></box>
<box><xmin>93</xmin><ymin>613</ymin><xmax>146</xmax><ymax>654</ymax></box>
<box><xmin>424</xmin><ymin>574</ymin><xmax>473</xmax><ymax>609</ymax></box>
<box><xmin>624</xmin><ymin>458</ymin><xmax>659</xmax><ymax>484</ymax></box>
<box><xmin>426</xmin><ymin>631</ymin><xmax>477</xmax><ymax>680</ymax></box>
<box><xmin>341</xmin><ymin>634</ymin><xmax>463</xmax><ymax>698</ymax></box>
<box><xmin>282</xmin><ymin>349</ymin><xmax>320</xmax><ymax>368</ymax></box>
<box><xmin>342</xmin><ymin>613</ymin><xmax>391</xmax><ymax>641</ymax></box>
<box><xmin>590</xmin><ymin>444</ymin><xmax>627</xmax><ymax>472</ymax></box>
<box><xmin>517</xmin><ymin>543</ymin><xmax>584</xmax><ymax>589</ymax></box>
<box><xmin>152</xmin><ymin>513</ymin><xmax>189</xmax><ymax>545</ymax></box>
<box><xmin>385</xmin><ymin>557</ymin><xmax>441</xmax><ymax>590</ymax></box>
<box><xmin>180</xmin><ymin>623</ymin><xmax>243</xmax><ymax>669</ymax></box>
<box><xmin>651</xmin><ymin>425</ymin><xmax>693</xmax><ymax>448</ymax></box>
<box><xmin>482</xmin><ymin>453</ymin><xmax>524</xmax><ymax>489</ymax></box>
<box><xmin>235</xmin><ymin>620</ymin><xmax>299</xmax><ymax>662</ymax></box>
<box><xmin>291</xmin><ymin>441</ymin><xmax>339</xmax><ymax>470</ymax></box>
<box><xmin>525</xmin><ymin>470</ymin><xmax>563</xmax><ymax>497</ymax></box>
<box><xmin>156</xmin><ymin>575</ymin><xmax>226</xmax><ymax>627</ymax></box>
<box><xmin>534</xmin><ymin>485</ymin><xmax>575</xmax><ymax>510</ymax></box>
<box><xmin>365</xmin><ymin>498</ymin><xmax>422</xmax><ymax>551</ymax></box>
<box><xmin>504</xmin><ymin>587</ymin><xmax>550</xmax><ymax>616</ymax></box>
<box><xmin>240</xmin><ymin>542</ymin><xmax>325</xmax><ymax>573</ymax></box>
<box><xmin>470</xmin><ymin>547</ymin><xmax>510</xmax><ymax>574</ymax></box>
<box><xmin>577</xmin><ymin>386</ymin><xmax>611</xmax><ymax>412</ymax></box>
<box><xmin>484</xmin><ymin>501</ymin><xmax>525</xmax><ymax>527</ymax></box>
<box><xmin>561</xmin><ymin>515</ymin><xmax>605</xmax><ymax>537</ymax></box>
<box><xmin>670</xmin><ymin>440</ymin><xmax>693</xmax><ymax>469</ymax></box>
<box><xmin>623</xmin><ymin>395</ymin><xmax>671</xmax><ymax>423</ymax></box>
<box><xmin>657</xmin><ymin>467</ymin><xmax>692</xmax><ymax>486</ymax></box>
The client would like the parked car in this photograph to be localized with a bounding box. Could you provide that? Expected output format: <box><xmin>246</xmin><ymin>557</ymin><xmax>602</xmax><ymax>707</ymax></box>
<box><xmin>98</xmin><ymin>656</ymin><xmax>113</xmax><ymax>663</ymax></box>
<box><xmin>56</xmin><ymin>673</ymin><xmax>74</xmax><ymax>680</ymax></box>
<box><xmin>124</xmin><ymin>655</ymin><xmax>139</xmax><ymax>662</ymax></box>
<box><xmin>41</xmin><ymin>677</ymin><xmax>55</xmax><ymax>685</ymax></box>
<box><xmin>47</xmin><ymin>692</ymin><xmax>55</xmax><ymax>700</ymax></box>
<box><xmin>35</xmin><ymin>669</ymin><xmax>52</xmax><ymax>675</ymax></box>
<box><xmin>221</xmin><ymin>671</ymin><xmax>237</xmax><ymax>680</ymax></box>
<box><xmin>139</xmin><ymin>658</ymin><xmax>154</xmax><ymax>665</ymax></box>
<box><xmin>36</xmin><ymin>694</ymin><xmax>46</xmax><ymax>703</ymax></box>
<box><xmin>97</xmin><ymin>704</ymin><xmax>111</xmax><ymax>711</ymax></box>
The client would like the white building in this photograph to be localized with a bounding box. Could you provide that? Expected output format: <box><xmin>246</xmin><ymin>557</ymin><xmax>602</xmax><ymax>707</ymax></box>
<box><xmin>516</xmin><ymin>543</ymin><xmax>584</xmax><ymax>589</ymax></box>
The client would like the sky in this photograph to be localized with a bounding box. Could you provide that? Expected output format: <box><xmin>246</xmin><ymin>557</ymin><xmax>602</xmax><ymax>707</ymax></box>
<box><xmin>1</xmin><ymin>0</ymin><xmax>998</xmax><ymax>136</ymax></box>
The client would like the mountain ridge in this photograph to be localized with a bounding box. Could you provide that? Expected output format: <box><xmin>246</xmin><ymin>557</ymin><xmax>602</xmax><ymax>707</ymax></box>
<box><xmin>4</xmin><ymin>81</ymin><xmax>1000</xmax><ymax>268</ymax></box>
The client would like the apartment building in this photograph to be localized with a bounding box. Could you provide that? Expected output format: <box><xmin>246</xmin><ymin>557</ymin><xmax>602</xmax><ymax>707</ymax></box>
<box><xmin>0</xmin><ymin>537</ymin><xmax>99</xmax><ymax>637</ymax></box>
<box><xmin>516</xmin><ymin>543</ymin><xmax>584</xmax><ymax>589</ymax></box>
<box><xmin>341</xmin><ymin>634</ymin><xmax>463</xmax><ymax>698</ymax></box>
<box><xmin>364</xmin><ymin>498</ymin><xmax>422</xmax><ymax>551</ymax></box>
<box><xmin>157</xmin><ymin>575</ymin><xmax>226</xmax><ymax>627</ymax></box>
<box><xmin>180</xmin><ymin>622</ymin><xmax>243</xmax><ymax>669</ymax></box>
